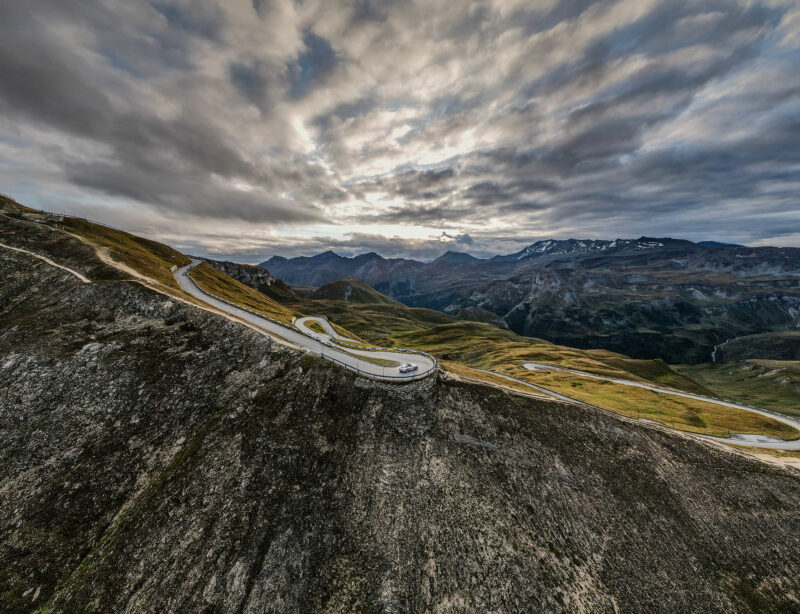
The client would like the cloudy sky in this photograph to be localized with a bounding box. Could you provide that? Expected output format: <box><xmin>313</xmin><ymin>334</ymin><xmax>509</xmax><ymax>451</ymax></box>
<box><xmin>1</xmin><ymin>0</ymin><xmax>799</xmax><ymax>261</ymax></box>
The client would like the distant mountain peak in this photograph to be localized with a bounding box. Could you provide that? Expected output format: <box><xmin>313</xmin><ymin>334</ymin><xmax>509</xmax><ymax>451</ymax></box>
<box><xmin>514</xmin><ymin>238</ymin><xmax>612</xmax><ymax>260</ymax></box>
<box><xmin>433</xmin><ymin>250</ymin><xmax>481</xmax><ymax>264</ymax></box>
<box><xmin>491</xmin><ymin>236</ymin><xmax>692</xmax><ymax>264</ymax></box>
<box><xmin>353</xmin><ymin>251</ymin><xmax>384</xmax><ymax>262</ymax></box>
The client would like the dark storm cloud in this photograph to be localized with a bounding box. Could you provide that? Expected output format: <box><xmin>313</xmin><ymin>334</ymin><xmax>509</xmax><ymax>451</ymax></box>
<box><xmin>1</xmin><ymin>0</ymin><xmax>799</xmax><ymax>257</ymax></box>
<box><xmin>0</xmin><ymin>0</ymin><xmax>325</xmax><ymax>223</ymax></box>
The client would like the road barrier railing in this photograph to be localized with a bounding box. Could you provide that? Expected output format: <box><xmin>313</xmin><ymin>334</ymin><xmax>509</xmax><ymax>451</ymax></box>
<box><xmin>183</xmin><ymin>266</ymin><xmax>437</xmax><ymax>381</ymax></box>
<box><xmin>318</xmin><ymin>352</ymin><xmax>438</xmax><ymax>381</ymax></box>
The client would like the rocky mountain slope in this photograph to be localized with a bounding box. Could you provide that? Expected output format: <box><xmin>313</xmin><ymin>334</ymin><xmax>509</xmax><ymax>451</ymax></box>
<box><xmin>3</xmin><ymin>217</ymin><xmax>800</xmax><ymax>612</ymax></box>
<box><xmin>263</xmin><ymin>238</ymin><xmax>800</xmax><ymax>363</ymax></box>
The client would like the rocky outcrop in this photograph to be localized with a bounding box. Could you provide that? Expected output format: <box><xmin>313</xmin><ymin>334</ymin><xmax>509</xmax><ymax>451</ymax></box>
<box><xmin>715</xmin><ymin>331</ymin><xmax>800</xmax><ymax>362</ymax></box>
<box><xmin>2</xmin><ymin>242</ymin><xmax>800</xmax><ymax>613</ymax></box>
<box><xmin>202</xmin><ymin>258</ymin><xmax>295</xmax><ymax>301</ymax></box>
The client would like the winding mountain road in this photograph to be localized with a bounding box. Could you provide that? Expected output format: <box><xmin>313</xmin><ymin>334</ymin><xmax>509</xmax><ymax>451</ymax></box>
<box><xmin>175</xmin><ymin>260</ymin><xmax>800</xmax><ymax>447</ymax></box>
<box><xmin>295</xmin><ymin>316</ymin><xmax>361</xmax><ymax>344</ymax></box>
<box><xmin>174</xmin><ymin>260</ymin><xmax>436</xmax><ymax>381</ymax></box>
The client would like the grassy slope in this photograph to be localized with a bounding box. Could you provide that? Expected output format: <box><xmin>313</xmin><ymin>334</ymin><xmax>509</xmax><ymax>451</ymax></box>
<box><xmin>189</xmin><ymin>262</ymin><xmax>297</xmax><ymax>324</ymax></box>
<box><xmin>673</xmin><ymin>360</ymin><xmax>800</xmax><ymax>418</ymax></box>
<box><xmin>389</xmin><ymin>322</ymin><xmax>711</xmax><ymax>393</ymax></box>
<box><xmin>1</xmin><ymin>196</ymin><xmax>189</xmax><ymax>290</ymax></box>
<box><xmin>506</xmin><ymin>369</ymin><xmax>797</xmax><ymax>440</ymax></box>
<box><xmin>301</xmin><ymin>298</ymin><xmax>455</xmax><ymax>344</ymax></box>
<box><xmin>384</xmin><ymin>323</ymin><xmax>796</xmax><ymax>440</ymax></box>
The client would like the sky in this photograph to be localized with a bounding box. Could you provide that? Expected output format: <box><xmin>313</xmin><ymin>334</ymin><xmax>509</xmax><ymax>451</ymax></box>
<box><xmin>1</xmin><ymin>0</ymin><xmax>799</xmax><ymax>261</ymax></box>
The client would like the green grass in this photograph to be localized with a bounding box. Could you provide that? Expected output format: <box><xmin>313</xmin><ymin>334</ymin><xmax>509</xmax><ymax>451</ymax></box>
<box><xmin>303</xmin><ymin>300</ymin><xmax>455</xmax><ymax>344</ymax></box>
<box><xmin>310</xmin><ymin>278</ymin><xmax>400</xmax><ymax>304</ymax></box>
<box><xmin>188</xmin><ymin>262</ymin><xmax>297</xmax><ymax>324</ymax></box>
<box><xmin>673</xmin><ymin>360</ymin><xmax>800</xmax><ymax>418</ymax></box>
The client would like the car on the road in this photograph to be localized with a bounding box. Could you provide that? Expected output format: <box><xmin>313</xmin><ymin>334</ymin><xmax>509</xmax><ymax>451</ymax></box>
<box><xmin>399</xmin><ymin>363</ymin><xmax>418</xmax><ymax>373</ymax></box>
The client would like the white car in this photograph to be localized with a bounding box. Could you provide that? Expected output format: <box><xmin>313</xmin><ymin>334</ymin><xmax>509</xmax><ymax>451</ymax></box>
<box><xmin>399</xmin><ymin>363</ymin><xmax>418</xmax><ymax>373</ymax></box>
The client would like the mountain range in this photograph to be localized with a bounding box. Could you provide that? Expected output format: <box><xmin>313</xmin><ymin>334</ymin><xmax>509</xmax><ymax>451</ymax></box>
<box><xmin>262</xmin><ymin>237</ymin><xmax>800</xmax><ymax>363</ymax></box>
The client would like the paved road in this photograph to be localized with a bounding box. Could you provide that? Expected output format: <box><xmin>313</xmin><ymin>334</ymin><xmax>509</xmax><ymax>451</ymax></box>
<box><xmin>522</xmin><ymin>361</ymin><xmax>800</xmax><ymax>449</ymax></box>
<box><xmin>0</xmin><ymin>241</ymin><xmax>91</xmax><ymax>283</ymax></box>
<box><xmin>175</xmin><ymin>261</ymin><xmax>436</xmax><ymax>381</ymax></box>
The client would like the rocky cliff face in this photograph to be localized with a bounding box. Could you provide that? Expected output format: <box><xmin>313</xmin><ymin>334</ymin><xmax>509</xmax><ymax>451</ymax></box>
<box><xmin>2</xmin><ymin>242</ymin><xmax>800</xmax><ymax>613</ymax></box>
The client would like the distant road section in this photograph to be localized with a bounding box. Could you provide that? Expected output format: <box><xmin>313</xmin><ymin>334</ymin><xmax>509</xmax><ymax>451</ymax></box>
<box><xmin>174</xmin><ymin>260</ymin><xmax>436</xmax><ymax>381</ymax></box>
<box><xmin>522</xmin><ymin>361</ymin><xmax>800</xmax><ymax>449</ymax></box>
